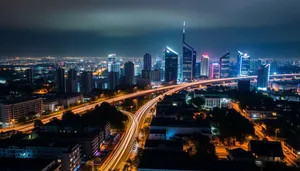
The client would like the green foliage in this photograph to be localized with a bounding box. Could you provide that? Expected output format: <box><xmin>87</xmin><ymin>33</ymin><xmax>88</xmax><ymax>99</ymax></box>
<box><xmin>191</xmin><ymin>97</ymin><xmax>205</xmax><ymax>108</ymax></box>
<box><xmin>34</xmin><ymin>119</ymin><xmax>44</xmax><ymax>128</ymax></box>
<box><xmin>211</xmin><ymin>108</ymin><xmax>255</xmax><ymax>144</ymax></box>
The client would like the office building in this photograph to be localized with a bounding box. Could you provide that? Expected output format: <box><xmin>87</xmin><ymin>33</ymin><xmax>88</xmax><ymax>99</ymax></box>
<box><xmin>200</xmin><ymin>55</ymin><xmax>209</xmax><ymax>77</ymax></box>
<box><xmin>209</xmin><ymin>63</ymin><xmax>220</xmax><ymax>79</ymax></box>
<box><xmin>195</xmin><ymin>61</ymin><xmax>201</xmax><ymax>78</ymax></box>
<box><xmin>108</xmin><ymin>72</ymin><xmax>119</xmax><ymax>90</ymax></box>
<box><xmin>270</xmin><ymin>60</ymin><xmax>278</xmax><ymax>74</ymax></box>
<box><xmin>151</xmin><ymin>69</ymin><xmax>161</xmax><ymax>82</ymax></box>
<box><xmin>107</xmin><ymin>54</ymin><xmax>116</xmax><ymax>72</ymax></box>
<box><xmin>142</xmin><ymin>70</ymin><xmax>151</xmax><ymax>79</ymax></box>
<box><xmin>237</xmin><ymin>51</ymin><xmax>250</xmax><ymax>76</ymax></box>
<box><xmin>220</xmin><ymin>52</ymin><xmax>230</xmax><ymax>78</ymax></box>
<box><xmin>164</xmin><ymin>46</ymin><xmax>178</xmax><ymax>84</ymax></box>
<box><xmin>238</xmin><ymin>80</ymin><xmax>250</xmax><ymax>92</ymax></box>
<box><xmin>25</xmin><ymin>69</ymin><xmax>34</xmax><ymax>85</ymax></box>
<box><xmin>257</xmin><ymin>64</ymin><xmax>270</xmax><ymax>91</ymax></box>
<box><xmin>182</xmin><ymin>22</ymin><xmax>196</xmax><ymax>82</ymax></box>
<box><xmin>56</xmin><ymin>67</ymin><xmax>66</xmax><ymax>94</ymax></box>
<box><xmin>0</xmin><ymin>98</ymin><xmax>43</xmax><ymax>126</ymax></box>
<box><xmin>66</xmin><ymin>68</ymin><xmax>77</xmax><ymax>93</ymax></box>
<box><xmin>81</xmin><ymin>71</ymin><xmax>93</xmax><ymax>94</ymax></box>
<box><xmin>124</xmin><ymin>61</ymin><xmax>135</xmax><ymax>86</ymax></box>
<box><xmin>250</xmin><ymin>59</ymin><xmax>261</xmax><ymax>72</ymax></box>
<box><xmin>143</xmin><ymin>53</ymin><xmax>152</xmax><ymax>70</ymax></box>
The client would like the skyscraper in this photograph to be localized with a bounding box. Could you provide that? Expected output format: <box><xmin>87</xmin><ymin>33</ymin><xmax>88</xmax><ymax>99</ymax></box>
<box><xmin>108</xmin><ymin>72</ymin><xmax>119</xmax><ymax>90</ymax></box>
<box><xmin>66</xmin><ymin>68</ymin><xmax>77</xmax><ymax>93</ymax></box>
<box><xmin>164</xmin><ymin>46</ymin><xmax>178</xmax><ymax>84</ymax></box>
<box><xmin>182</xmin><ymin>22</ymin><xmax>196</xmax><ymax>82</ymax></box>
<box><xmin>270</xmin><ymin>60</ymin><xmax>278</xmax><ymax>74</ymax></box>
<box><xmin>107</xmin><ymin>54</ymin><xmax>116</xmax><ymax>72</ymax></box>
<box><xmin>195</xmin><ymin>62</ymin><xmax>201</xmax><ymax>78</ymax></box>
<box><xmin>257</xmin><ymin>64</ymin><xmax>270</xmax><ymax>91</ymax></box>
<box><xmin>25</xmin><ymin>69</ymin><xmax>34</xmax><ymax>85</ymax></box>
<box><xmin>124</xmin><ymin>61</ymin><xmax>135</xmax><ymax>86</ymax></box>
<box><xmin>220</xmin><ymin>52</ymin><xmax>230</xmax><ymax>78</ymax></box>
<box><xmin>209</xmin><ymin>63</ymin><xmax>220</xmax><ymax>79</ymax></box>
<box><xmin>143</xmin><ymin>53</ymin><xmax>152</xmax><ymax>70</ymax></box>
<box><xmin>81</xmin><ymin>71</ymin><xmax>93</xmax><ymax>94</ymax></box>
<box><xmin>237</xmin><ymin>51</ymin><xmax>250</xmax><ymax>76</ymax></box>
<box><xmin>56</xmin><ymin>67</ymin><xmax>66</xmax><ymax>94</ymax></box>
<box><xmin>200</xmin><ymin>55</ymin><xmax>209</xmax><ymax>77</ymax></box>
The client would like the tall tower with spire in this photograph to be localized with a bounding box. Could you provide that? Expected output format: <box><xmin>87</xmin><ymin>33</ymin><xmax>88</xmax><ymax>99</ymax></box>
<box><xmin>182</xmin><ymin>21</ymin><xmax>197</xmax><ymax>82</ymax></box>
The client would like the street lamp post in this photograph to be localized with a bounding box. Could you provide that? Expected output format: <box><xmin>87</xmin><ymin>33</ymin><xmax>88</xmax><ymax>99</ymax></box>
<box><xmin>275</xmin><ymin>128</ymin><xmax>280</xmax><ymax>141</ymax></box>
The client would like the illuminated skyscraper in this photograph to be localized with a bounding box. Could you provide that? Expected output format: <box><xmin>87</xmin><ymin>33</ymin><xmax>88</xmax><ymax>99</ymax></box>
<box><xmin>257</xmin><ymin>64</ymin><xmax>270</xmax><ymax>91</ymax></box>
<box><xmin>107</xmin><ymin>54</ymin><xmax>116</xmax><ymax>72</ymax></box>
<box><xmin>124</xmin><ymin>61</ymin><xmax>135</xmax><ymax>86</ymax></box>
<box><xmin>237</xmin><ymin>51</ymin><xmax>250</xmax><ymax>76</ymax></box>
<box><xmin>200</xmin><ymin>55</ymin><xmax>209</xmax><ymax>77</ymax></box>
<box><xmin>164</xmin><ymin>46</ymin><xmax>178</xmax><ymax>84</ymax></box>
<box><xmin>66</xmin><ymin>68</ymin><xmax>77</xmax><ymax>93</ymax></box>
<box><xmin>270</xmin><ymin>60</ymin><xmax>278</xmax><ymax>74</ymax></box>
<box><xmin>182</xmin><ymin>22</ymin><xmax>196</xmax><ymax>82</ymax></box>
<box><xmin>220</xmin><ymin>52</ymin><xmax>230</xmax><ymax>78</ymax></box>
<box><xmin>56</xmin><ymin>67</ymin><xmax>66</xmax><ymax>94</ymax></box>
<box><xmin>195</xmin><ymin>62</ymin><xmax>201</xmax><ymax>78</ymax></box>
<box><xmin>209</xmin><ymin>63</ymin><xmax>220</xmax><ymax>79</ymax></box>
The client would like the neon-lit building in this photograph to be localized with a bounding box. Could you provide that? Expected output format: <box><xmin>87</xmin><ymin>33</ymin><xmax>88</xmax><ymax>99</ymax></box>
<box><xmin>209</xmin><ymin>63</ymin><xmax>220</xmax><ymax>79</ymax></box>
<box><xmin>257</xmin><ymin>64</ymin><xmax>270</xmax><ymax>91</ymax></box>
<box><xmin>182</xmin><ymin>22</ymin><xmax>196</xmax><ymax>82</ymax></box>
<box><xmin>237</xmin><ymin>51</ymin><xmax>250</xmax><ymax>76</ymax></box>
<box><xmin>164</xmin><ymin>46</ymin><xmax>178</xmax><ymax>84</ymax></box>
<box><xmin>220</xmin><ymin>52</ymin><xmax>230</xmax><ymax>78</ymax></box>
<box><xmin>200</xmin><ymin>55</ymin><xmax>209</xmax><ymax>77</ymax></box>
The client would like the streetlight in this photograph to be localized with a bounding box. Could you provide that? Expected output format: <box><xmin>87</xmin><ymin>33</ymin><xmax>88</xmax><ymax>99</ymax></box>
<box><xmin>133</xmin><ymin>99</ymin><xmax>138</xmax><ymax>110</ymax></box>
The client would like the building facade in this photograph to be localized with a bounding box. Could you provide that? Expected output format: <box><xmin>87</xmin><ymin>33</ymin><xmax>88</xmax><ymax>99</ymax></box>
<box><xmin>66</xmin><ymin>68</ymin><xmax>77</xmax><ymax>93</ymax></box>
<box><xmin>257</xmin><ymin>64</ymin><xmax>270</xmax><ymax>91</ymax></box>
<box><xmin>81</xmin><ymin>71</ymin><xmax>93</xmax><ymax>94</ymax></box>
<box><xmin>220</xmin><ymin>52</ymin><xmax>230</xmax><ymax>78</ymax></box>
<box><xmin>164</xmin><ymin>46</ymin><xmax>178</xmax><ymax>84</ymax></box>
<box><xmin>209</xmin><ymin>63</ymin><xmax>220</xmax><ymax>79</ymax></box>
<box><xmin>124</xmin><ymin>61</ymin><xmax>135</xmax><ymax>86</ymax></box>
<box><xmin>56</xmin><ymin>67</ymin><xmax>66</xmax><ymax>94</ymax></box>
<box><xmin>200</xmin><ymin>55</ymin><xmax>209</xmax><ymax>77</ymax></box>
<box><xmin>237</xmin><ymin>51</ymin><xmax>250</xmax><ymax>76</ymax></box>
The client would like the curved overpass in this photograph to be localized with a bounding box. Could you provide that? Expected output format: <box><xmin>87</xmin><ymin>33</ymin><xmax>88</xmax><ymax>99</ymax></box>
<box><xmin>1</xmin><ymin>74</ymin><xmax>300</xmax><ymax>133</ymax></box>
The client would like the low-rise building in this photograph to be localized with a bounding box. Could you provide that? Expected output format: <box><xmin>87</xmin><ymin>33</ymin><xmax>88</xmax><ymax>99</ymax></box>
<box><xmin>0</xmin><ymin>97</ymin><xmax>43</xmax><ymax>127</ymax></box>
<box><xmin>150</xmin><ymin>118</ymin><xmax>211</xmax><ymax>139</ymax></box>
<box><xmin>58</xmin><ymin>93</ymin><xmax>83</xmax><ymax>108</ymax></box>
<box><xmin>0</xmin><ymin>140</ymin><xmax>81</xmax><ymax>171</ymax></box>
<box><xmin>248</xmin><ymin>140</ymin><xmax>284</xmax><ymax>163</ymax></box>
<box><xmin>43</xmin><ymin>99</ymin><xmax>59</xmax><ymax>112</ymax></box>
<box><xmin>0</xmin><ymin>158</ymin><xmax>61</xmax><ymax>171</ymax></box>
<box><xmin>148</xmin><ymin>129</ymin><xmax>166</xmax><ymax>140</ymax></box>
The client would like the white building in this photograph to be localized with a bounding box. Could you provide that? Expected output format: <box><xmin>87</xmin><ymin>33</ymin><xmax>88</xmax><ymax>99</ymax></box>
<box><xmin>200</xmin><ymin>55</ymin><xmax>209</xmax><ymax>77</ymax></box>
<box><xmin>58</xmin><ymin>94</ymin><xmax>83</xmax><ymax>108</ymax></box>
<box><xmin>43</xmin><ymin>99</ymin><xmax>59</xmax><ymax>112</ymax></box>
<box><xmin>202</xmin><ymin>95</ymin><xmax>231</xmax><ymax>109</ymax></box>
<box><xmin>0</xmin><ymin>98</ymin><xmax>43</xmax><ymax>127</ymax></box>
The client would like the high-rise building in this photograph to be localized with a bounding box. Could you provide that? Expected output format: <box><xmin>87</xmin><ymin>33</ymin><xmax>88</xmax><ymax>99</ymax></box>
<box><xmin>25</xmin><ymin>69</ymin><xmax>34</xmax><ymax>85</ymax></box>
<box><xmin>257</xmin><ymin>64</ymin><xmax>270</xmax><ymax>91</ymax></box>
<box><xmin>124</xmin><ymin>61</ymin><xmax>135</xmax><ymax>86</ymax></box>
<box><xmin>182</xmin><ymin>22</ymin><xmax>196</xmax><ymax>82</ymax></box>
<box><xmin>164</xmin><ymin>46</ymin><xmax>178</xmax><ymax>84</ymax></box>
<box><xmin>195</xmin><ymin>62</ymin><xmax>201</xmax><ymax>78</ymax></box>
<box><xmin>209</xmin><ymin>63</ymin><xmax>220</xmax><ymax>79</ymax></box>
<box><xmin>81</xmin><ymin>71</ymin><xmax>93</xmax><ymax>94</ymax></box>
<box><xmin>143</xmin><ymin>53</ymin><xmax>152</xmax><ymax>70</ymax></box>
<box><xmin>108</xmin><ymin>72</ymin><xmax>119</xmax><ymax>90</ymax></box>
<box><xmin>237</xmin><ymin>51</ymin><xmax>250</xmax><ymax>76</ymax></box>
<box><xmin>220</xmin><ymin>52</ymin><xmax>230</xmax><ymax>78</ymax></box>
<box><xmin>151</xmin><ymin>69</ymin><xmax>161</xmax><ymax>82</ymax></box>
<box><xmin>66</xmin><ymin>69</ymin><xmax>77</xmax><ymax>93</ymax></box>
<box><xmin>107</xmin><ymin>54</ymin><xmax>116</xmax><ymax>72</ymax></box>
<box><xmin>56</xmin><ymin>67</ymin><xmax>66</xmax><ymax>94</ymax></box>
<box><xmin>200</xmin><ymin>55</ymin><xmax>209</xmax><ymax>77</ymax></box>
<box><xmin>270</xmin><ymin>61</ymin><xmax>278</xmax><ymax>74</ymax></box>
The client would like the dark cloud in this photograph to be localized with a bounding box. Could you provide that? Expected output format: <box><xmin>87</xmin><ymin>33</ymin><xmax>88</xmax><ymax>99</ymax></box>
<box><xmin>0</xmin><ymin>0</ymin><xmax>300</xmax><ymax>57</ymax></box>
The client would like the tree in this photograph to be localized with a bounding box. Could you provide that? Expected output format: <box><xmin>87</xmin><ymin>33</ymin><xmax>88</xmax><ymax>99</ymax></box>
<box><xmin>34</xmin><ymin>119</ymin><xmax>44</xmax><ymax>128</ymax></box>
<box><xmin>191</xmin><ymin>97</ymin><xmax>205</xmax><ymax>108</ymax></box>
<box><xmin>17</xmin><ymin>116</ymin><xmax>26</xmax><ymax>123</ymax></box>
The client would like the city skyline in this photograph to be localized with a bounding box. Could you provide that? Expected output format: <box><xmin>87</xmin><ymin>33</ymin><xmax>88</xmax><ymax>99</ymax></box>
<box><xmin>0</xmin><ymin>1</ymin><xmax>300</xmax><ymax>58</ymax></box>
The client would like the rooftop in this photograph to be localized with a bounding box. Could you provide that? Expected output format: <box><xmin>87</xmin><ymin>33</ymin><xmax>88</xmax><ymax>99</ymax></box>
<box><xmin>150</xmin><ymin>117</ymin><xmax>211</xmax><ymax>128</ymax></box>
<box><xmin>0</xmin><ymin>158</ymin><xmax>60</xmax><ymax>171</ymax></box>
<box><xmin>228</xmin><ymin>148</ymin><xmax>255</xmax><ymax>160</ymax></box>
<box><xmin>249</xmin><ymin>140</ymin><xmax>284</xmax><ymax>157</ymax></box>
<box><xmin>144</xmin><ymin>139</ymin><xmax>182</xmax><ymax>150</ymax></box>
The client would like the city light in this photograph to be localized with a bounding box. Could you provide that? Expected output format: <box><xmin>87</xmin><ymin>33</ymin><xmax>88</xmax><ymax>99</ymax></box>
<box><xmin>166</xmin><ymin>46</ymin><xmax>178</xmax><ymax>55</ymax></box>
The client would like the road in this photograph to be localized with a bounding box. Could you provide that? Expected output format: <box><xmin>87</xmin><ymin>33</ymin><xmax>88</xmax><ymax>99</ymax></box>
<box><xmin>100</xmin><ymin>96</ymin><xmax>161</xmax><ymax>171</ymax></box>
<box><xmin>232</xmin><ymin>103</ymin><xmax>298</xmax><ymax>166</ymax></box>
<box><xmin>2</xmin><ymin>74</ymin><xmax>299</xmax><ymax>133</ymax></box>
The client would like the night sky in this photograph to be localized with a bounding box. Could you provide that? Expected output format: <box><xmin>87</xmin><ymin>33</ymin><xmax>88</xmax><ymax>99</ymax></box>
<box><xmin>0</xmin><ymin>0</ymin><xmax>300</xmax><ymax>58</ymax></box>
